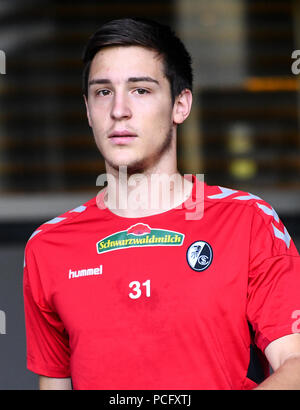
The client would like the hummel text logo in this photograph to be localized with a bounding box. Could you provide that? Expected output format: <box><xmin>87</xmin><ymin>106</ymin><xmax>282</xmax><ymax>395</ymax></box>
<box><xmin>69</xmin><ymin>265</ymin><xmax>103</xmax><ymax>279</ymax></box>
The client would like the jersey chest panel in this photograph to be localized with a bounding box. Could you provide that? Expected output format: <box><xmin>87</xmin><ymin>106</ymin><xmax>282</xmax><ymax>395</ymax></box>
<box><xmin>50</xmin><ymin>210</ymin><xmax>250</xmax><ymax>359</ymax></box>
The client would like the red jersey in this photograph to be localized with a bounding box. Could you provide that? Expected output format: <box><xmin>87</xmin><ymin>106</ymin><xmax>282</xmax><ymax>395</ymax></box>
<box><xmin>23</xmin><ymin>175</ymin><xmax>300</xmax><ymax>389</ymax></box>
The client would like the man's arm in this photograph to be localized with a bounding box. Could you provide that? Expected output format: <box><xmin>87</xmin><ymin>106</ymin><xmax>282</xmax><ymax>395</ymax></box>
<box><xmin>39</xmin><ymin>376</ymin><xmax>72</xmax><ymax>390</ymax></box>
<box><xmin>254</xmin><ymin>333</ymin><xmax>300</xmax><ymax>390</ymax></box>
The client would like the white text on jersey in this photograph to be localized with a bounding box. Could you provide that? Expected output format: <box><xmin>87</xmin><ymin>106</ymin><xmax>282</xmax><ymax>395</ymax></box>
<box><xmin>69</xmin><ymin>265</ymin><xmax>103</xmax><ymax>279</ymax></box>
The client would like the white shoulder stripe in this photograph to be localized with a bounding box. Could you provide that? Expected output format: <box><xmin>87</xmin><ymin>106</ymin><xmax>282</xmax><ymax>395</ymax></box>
<box><xmin>272</xmin><ymin>223</ymin><xmax>291</xmax><ymax>248</ymax></box>
<box><xmin>207</xmin><ymin>186</ymin><xmax>237</xmax><ymax>199</ymax></box>
<box><xmin>233</xmin><ymin>193</ymin><xmax>262</xmax><ymax>201</ymax></box>
<box><xmin>27</xmin><ymin>205</ymin><xmax>87</xmax><ymax>244</ymax></box>
<box><xmin>45</xmin><ymin>217</ymin><xmax>66</xmax><ymax>224</ymax></box>
<box><xmin>256</xmin><ymin>202</ymin><xmax>279</xmax><ymax>223</ymax></box>
<box><xmin>28</xmin><ymin>229</ymin><xmax>42</xmax><ymax>240</ymax></box>
<box><xmin>70</xmin><ymin>205</ymin><xmax>87</xmax><ymax>213</ymax></box>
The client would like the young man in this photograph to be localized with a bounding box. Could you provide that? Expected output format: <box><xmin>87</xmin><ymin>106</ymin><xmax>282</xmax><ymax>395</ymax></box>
<box><xmin>23</xmin><ymin>18</ymin><xmax>300</xmax><ymax>390</ymax></box>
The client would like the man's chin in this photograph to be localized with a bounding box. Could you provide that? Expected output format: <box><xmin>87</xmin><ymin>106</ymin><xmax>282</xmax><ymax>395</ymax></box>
<box><xmin>104</xmin><ymin>126</ymin><xmax>173</xmax><ymax>176</ymax></box>
<box><xmin>106</xmin><ymin>159</ymin><xmax>147</xmax><ymax>176</ymax></box>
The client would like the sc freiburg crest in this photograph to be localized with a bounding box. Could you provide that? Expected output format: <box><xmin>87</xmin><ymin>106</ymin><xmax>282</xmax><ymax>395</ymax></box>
<box><xmin>186</xmin><ymin>241</ymin><xmax>213</xmax><ymax>272</ymax></box>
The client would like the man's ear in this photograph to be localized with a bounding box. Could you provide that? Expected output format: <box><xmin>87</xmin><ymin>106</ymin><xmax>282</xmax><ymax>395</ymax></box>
<box><xmin>83</xmin><ymin>94</ymin><xmax>92</xmax><ymax>127</ymax></box>
<box><xmin>172</xmin><ymin>89</ymin><xmax>193</xmax><ymax>125</ymax></box>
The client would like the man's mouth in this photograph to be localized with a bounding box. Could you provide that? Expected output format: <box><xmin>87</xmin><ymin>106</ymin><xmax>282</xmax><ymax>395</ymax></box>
<box><xmin>108</xmin><ymin>131</ymin><xmax>137</xmax><ymax>145</ymax></box>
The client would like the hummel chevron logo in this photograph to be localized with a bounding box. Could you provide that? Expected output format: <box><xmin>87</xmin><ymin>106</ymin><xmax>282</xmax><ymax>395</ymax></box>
<box><xmin>208</xmin><ymin>186</ymin><xmax>261</xmax><ymax>201</ymax></box>
<box><xmin>272</xmin><ymin>224</ymin><xmax>291</xmax><ymax>249</ymax></box>
<box><xmin>207</xmin><ymin>187</ymin><xmax>237</xmax><ymax>199</ymax></box>
<box><xmin>233</xmin><ymin>193</ymin><xmax>262</xmax><ymax>201</ymax></box>
<box><xmin>256</xmin><ymin>202</ymin><xmax>279</xmax><ymax>223</ymax></box>
<box><xmin>208</xmin><ymin>186</ymin><xmax>291</xmax><ymax>248</ymax></box>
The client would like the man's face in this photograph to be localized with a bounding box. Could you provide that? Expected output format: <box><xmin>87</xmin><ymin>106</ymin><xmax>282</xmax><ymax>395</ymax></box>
<box><xmin>85</xmin><ymin>46</ymin><xmax>177</xmax><ymax>174</ymax></box>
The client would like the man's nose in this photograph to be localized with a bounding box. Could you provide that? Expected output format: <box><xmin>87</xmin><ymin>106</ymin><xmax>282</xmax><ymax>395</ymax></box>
<box><xmin>110</xmin><ymin>92</ymin><xmax>132</xmax><ymax>120</ymax></box>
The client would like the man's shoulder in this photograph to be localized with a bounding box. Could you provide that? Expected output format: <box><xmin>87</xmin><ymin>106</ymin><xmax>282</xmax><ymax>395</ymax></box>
<box><xmin>205</xmin><ymin>183</ymin><xmax>262</xmax><ymax>204</ymax></box>
<box><xmin>203</xmin><ymin>182</ymin><xmax>283</xmax><ymax>226</ymax></box>
<box><xmin>203</xmin><ymin>182</ymin><xmax>293</xmax><ymax>248</ymax></box>
<box><xmin>204</xmin><ymin>182</ymin><xmax>273</xmax><ymax>212</ymax></box>
<box><xmin>24</xmin><ymin>196</ymin><xmax>97</xmax><ymax>249</ymax></box>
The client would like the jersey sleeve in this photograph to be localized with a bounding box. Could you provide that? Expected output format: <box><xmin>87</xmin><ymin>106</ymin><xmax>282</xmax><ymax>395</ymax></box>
<box><xmin>246</xmin><ymin>202</ymin><xmax>300</xmax><ymax>353</ymax></box>
<box><xmin>23</xmin><ymin>241</ymin><xmax>71</xmax><ymax>378</ymax></box>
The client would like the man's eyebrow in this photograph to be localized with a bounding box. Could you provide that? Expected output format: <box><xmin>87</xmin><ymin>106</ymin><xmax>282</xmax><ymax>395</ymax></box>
<box><xmin>127</xmin><ymin>76</ymin><xmax>159</xmax><ymax>85</ymax></box>
<box><xmin>88</xmin><ymin>79</ymin><xmax>111</xmax><ymax>87</ymax></box>
<box><xmin>88</xmin><ymin>77</ymin><xmax>159</xmax><ymax>87</ymax></box>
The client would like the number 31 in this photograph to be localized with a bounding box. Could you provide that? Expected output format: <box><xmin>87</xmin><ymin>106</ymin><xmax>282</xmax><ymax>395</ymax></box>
<box><xmin>129</xmin><ymin>279</ymin><xmax>151</xmax><ymax>299</ymax></box>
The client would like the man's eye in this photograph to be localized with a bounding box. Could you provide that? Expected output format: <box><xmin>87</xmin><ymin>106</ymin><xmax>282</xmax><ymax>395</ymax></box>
<box><xmin>135</xmin><ymin>88</ymin><xmax>149</xmax><ymax>95</ymax></box>
<box><xmin>96</xmin><ymin>89</ymin><xmax>111</xmax><ymax>96</ymax></box>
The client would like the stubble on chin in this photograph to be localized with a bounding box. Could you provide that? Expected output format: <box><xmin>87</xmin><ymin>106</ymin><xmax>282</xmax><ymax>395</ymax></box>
<box><xmin>104</xmin><ymin>125</ymin><xmax>174</xmax><ymax>176</ymax></box>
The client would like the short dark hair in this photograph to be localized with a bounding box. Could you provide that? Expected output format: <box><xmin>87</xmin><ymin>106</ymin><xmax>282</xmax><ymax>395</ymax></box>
<box><xmin>82</xmin><ymin>17</ymin><xmax>193</xmax><ymax>103</ymax></box>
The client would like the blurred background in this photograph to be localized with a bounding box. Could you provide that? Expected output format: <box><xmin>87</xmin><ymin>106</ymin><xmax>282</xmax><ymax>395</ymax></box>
<box><xmin>0</xmin><ymin>0</ymin><xmax>299</xmax><ymax>389</ymax></box>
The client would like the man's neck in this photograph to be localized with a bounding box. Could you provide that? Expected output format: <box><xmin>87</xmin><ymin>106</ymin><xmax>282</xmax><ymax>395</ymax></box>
<box><xmin>102</xmin><ymin>169</ymin><xmax>194</xmax><ymax>218</ymax></box>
